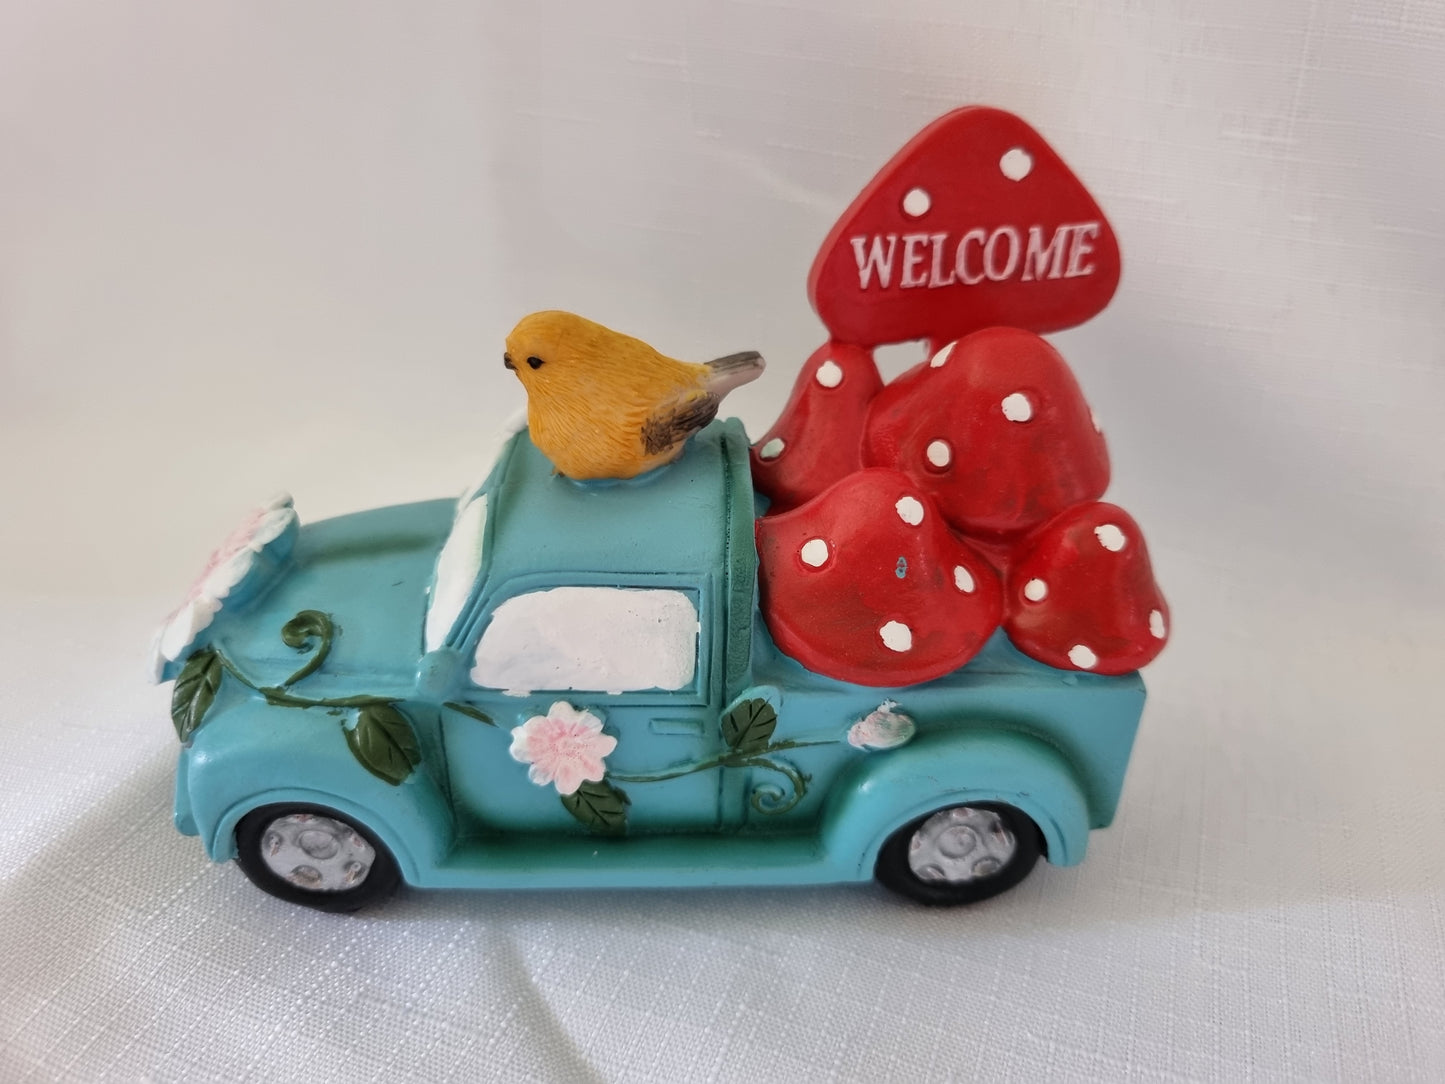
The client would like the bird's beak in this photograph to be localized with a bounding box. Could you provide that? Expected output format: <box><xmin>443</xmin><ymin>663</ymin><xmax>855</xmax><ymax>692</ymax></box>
<box><xmin>503</xmin><ymin>357</ymin><xmax>516</xmax><ymax>371</ymax></box>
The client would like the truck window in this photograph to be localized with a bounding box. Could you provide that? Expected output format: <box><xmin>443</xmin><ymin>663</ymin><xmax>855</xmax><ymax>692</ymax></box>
<box><xmin>425</xmin><ymin>493</ymin><xmax>488</xmax><ymax>651</ymax></box>
<box><xmin>470</xmin><ymin>586</ymin><xmax>700</xmax><ymax>696</ymax></box>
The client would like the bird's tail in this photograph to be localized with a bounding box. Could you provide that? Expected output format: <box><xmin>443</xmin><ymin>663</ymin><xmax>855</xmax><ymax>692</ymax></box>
<box><xmin>704</xmin><ymin>351</ymin><xmax>765</xmax><ymax>395</ymax></box>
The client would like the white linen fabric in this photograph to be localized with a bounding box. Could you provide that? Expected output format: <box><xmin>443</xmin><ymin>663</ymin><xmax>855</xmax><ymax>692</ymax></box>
<box><xmin>2</xmin><ymin>1</ymin><xmax>1442</xmax><ymax>1080</ymax></box>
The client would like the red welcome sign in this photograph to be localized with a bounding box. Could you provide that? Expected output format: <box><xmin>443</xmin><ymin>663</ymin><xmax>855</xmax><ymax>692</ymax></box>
<box><xmin>807</xmin><ymin>107</ymin><xmax>1121</xmax><ymax>348</ymax></box>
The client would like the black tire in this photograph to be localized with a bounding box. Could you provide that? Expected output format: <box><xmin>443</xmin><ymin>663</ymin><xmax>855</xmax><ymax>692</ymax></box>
<box><xmin>234</xmin><ymin>803</ymin><xmax>401</xmax><ymax>913</ymax></box>
<box><xmin>874</xmin><ymin>801</ymin><xmax>1042</xmax><ymax>906</ymax></box>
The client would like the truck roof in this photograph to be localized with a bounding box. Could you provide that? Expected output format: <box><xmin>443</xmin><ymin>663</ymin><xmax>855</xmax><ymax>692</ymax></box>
<box><xmin>485</xmin><ymin>420</ymin><xmax>744</xmax><ymax>585</ymax></box>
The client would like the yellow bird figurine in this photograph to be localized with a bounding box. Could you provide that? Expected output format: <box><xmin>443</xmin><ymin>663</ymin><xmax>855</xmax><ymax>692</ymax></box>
<box><xmin>504</xmin><ymin>310</ymin><xmax>766</xmax><ymax>480</ymax></box>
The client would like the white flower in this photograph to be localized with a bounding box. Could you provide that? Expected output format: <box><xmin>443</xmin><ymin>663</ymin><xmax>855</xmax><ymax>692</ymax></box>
<box><xmin>847</xmin><ymin>700</ymin><xmax>916</xmax><ymax>750</ymax></box>
<box><xmin>149</xmin><ymin>494</ymin><xmax>296</xmax><ymax>681</ymax></box>
<box><xmin>509</xmin><ymin>702</ymin><xmax>617</xmax><ymax>795</ymax></box>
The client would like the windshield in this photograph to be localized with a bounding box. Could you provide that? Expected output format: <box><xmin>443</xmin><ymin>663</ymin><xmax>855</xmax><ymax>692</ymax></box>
<box><xmin>424</xmin><ymin>492</ymin><xmax>488</xmax><ymax>651</ymax></box>
<box><xmin>454</xmin><ymin>408</ymin><xmax>527</xmax><ymax>513</ymax></box>
<box><xmin>425</xmin><ymin>414</ymin><xmax>528</xmax><ymax>650</ymax></box>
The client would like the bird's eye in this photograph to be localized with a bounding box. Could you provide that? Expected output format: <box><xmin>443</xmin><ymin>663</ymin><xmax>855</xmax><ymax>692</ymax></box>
<box><xmin>526</xmin><ymin>356</ymin><xmax>545</xmax><ymax>370</ymax></box>
<box><xmin>503</xmin><ymin>353</ymin><xmax>515</xmax><ymax>370</ymax></box>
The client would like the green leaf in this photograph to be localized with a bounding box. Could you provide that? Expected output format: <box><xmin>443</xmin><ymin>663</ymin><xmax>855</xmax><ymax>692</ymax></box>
<box><xmin>443</xmin><ymin>701</ymin><xmax>495</xmax><ymax>727</ymax></box>
<box><xmin>344</xmin><ymin>703</ymin><xmax>421</xmax><ymax>786</ymax></box>
<box><xmin>171</xmin><ymin>649</ymin><xmax>223</xmax><ymax>744</ymax></box>
<box><xmin>278</xmin><ymin>610</ymin><xmax>334</xmax><ymax>686</ymax></box>
<box><xmin>720</xmin><ymin>698</ymin><xmax>777</xmax><ymax>755</ymax></box>
<box><xmin>561</xmin><ymin>779</ymin><xmax>630</xmax><ymax>835</ymax></box>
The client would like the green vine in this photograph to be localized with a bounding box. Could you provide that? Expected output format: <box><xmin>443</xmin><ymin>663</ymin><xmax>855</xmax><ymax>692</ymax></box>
<box><xmin>442</xmin><ymin>700</ymin><xmax>496</xmax><ymax>727</ymax></box>
<box><xmin>277</xmin><ymin>609</ymin><xmax>333</xmax><ymax>686</ymax></box>
<box><xmin>169</xmin><ymin>611</ymin><xmax>422</xmax><ymax>786</ymax></box>
<box><xmin>171</xmin><ymin>626</ymin><xmax>832</xmax><ymax>827</ymax></box>
<box><xmin>608</xmin><ymin>744</ymin><xmax>823</xmax><ymax>817</ymax></box>
<box><xmin>602</xmin><ymin>698</ymin><xmax>826</xmax><ymax>825</ymax></box>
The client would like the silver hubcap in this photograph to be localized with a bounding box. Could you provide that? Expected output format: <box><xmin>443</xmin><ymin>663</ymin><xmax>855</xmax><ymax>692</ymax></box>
<box><xmin>259</xmin><ymin>813</ymin><xmax>375</xmax><ymax>892</ymax></box>
<box><xmin>907</xmin><ymin>806</ymin><xmax>1017</xmax><ymax>884</ymax></box>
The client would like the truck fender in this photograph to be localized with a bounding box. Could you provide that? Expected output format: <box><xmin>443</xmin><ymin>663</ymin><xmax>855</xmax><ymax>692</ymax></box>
<box><xmin>820</xmin><ymin>728</ymin><xmax>1093</xmax><ymax>879</ymax></box>
<box><xmin>181</xmin><ymin>703</ymin><xmax>454</xmax><ymax>886</ymax></box>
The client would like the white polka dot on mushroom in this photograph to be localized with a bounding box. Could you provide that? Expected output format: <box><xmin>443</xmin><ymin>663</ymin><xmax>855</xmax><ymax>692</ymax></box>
<box><xmin>902</xmin><ymin>187</ymin><xmax>931</xmax><ymax>217</ymax></box>
<box><xmin>1149</xmin><ymin>610</ymin><xmax>1166</xmax><ymax>638</ymax></box>
<box><xmin>953</xmin><ymin>566</ymin><xmax>975</xmax><ymax>593</ymax></box>
<box><xmin>1001</xmin><ymin>393</ymin><xmax>1033</xmax><ymax>422</ymax></box>
<box><xmin>895</xmin><ymin>496</ymin><xmax>925</xmax><ymax>526</ymax></box>
<box><xmin>926</xmin><ymin>440</ymin><xmax>952</xmax><ymax>468</ymax></box>
<box><xmin>1023</xmin><ymin>578</ymin><xmax>1048</xmax><ymax>602</ymax></box>
<box><xmin>758</xmin><ymin>438</ymin><xmax>785</xmax><ymax>460</ymax></box>
<box><xmin>800</xmin><ymin>538</ymin><xmax>829</xmax><ymax>567</ymax></box>
<box><xmin>1095</xmin><ymin>524</ymin><xmax>1127</xmax><ymax>552</ymax></box>
<box><xmin>880</xmin><ymin>621</ymin><xmax>913</xmax><ymax>652</ymax></box>
<box><xmin>815</xmin><ymin>360</ymin><xmax>843</xmax><ymax>388</ymax></box>
<box><xmin>1068</xmin><ymin>644</ymin><xmax>1098</xmax><ymax>670</ymax></box>
<box><xmin>1090</xmin><ymin>409</ymin><xmax>1102</xmax><ymax>433</ymax></box>
<box><xmin>929</xmin><ymin>342</ymin><xmax>955</xmax><ymax>368</ymax></box>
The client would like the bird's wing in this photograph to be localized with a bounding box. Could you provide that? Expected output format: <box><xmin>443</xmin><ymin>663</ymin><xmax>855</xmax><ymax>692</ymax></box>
<box><xmin>640</xmin><ymin>390</ymin><xmax>720</xmax><ymax>455</ymax></box>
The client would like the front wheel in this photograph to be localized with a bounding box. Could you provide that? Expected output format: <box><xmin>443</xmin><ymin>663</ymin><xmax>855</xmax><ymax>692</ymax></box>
<box><xmin>234</xmin><ymin>804</ymin><xmax>400</xmax><ymax>913</ymax></box>
<box><xmin>874</xmin><ymin>802</ymin><xmax>1042</xmax><ymax>906</ymax></box>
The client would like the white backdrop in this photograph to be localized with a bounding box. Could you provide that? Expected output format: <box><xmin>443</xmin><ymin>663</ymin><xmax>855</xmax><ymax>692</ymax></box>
<box><xmin>3</xmin><ymin>2</ymin><xmax>1443</xmax><ymax>1081</ymax></box>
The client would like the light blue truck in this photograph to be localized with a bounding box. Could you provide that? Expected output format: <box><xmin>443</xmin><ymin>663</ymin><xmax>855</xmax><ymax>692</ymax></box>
<box><xmin>156</xmin><ymin>420</ymin><xmax>1144</xmax><ymax>911</ymax></box>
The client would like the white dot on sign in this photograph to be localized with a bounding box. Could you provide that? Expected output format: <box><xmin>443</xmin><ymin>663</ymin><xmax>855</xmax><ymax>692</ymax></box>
<box><xmin>1001</xmin><ymin>392</ymin><xmax>1033</xmax><ymax>422</ymax></box>
<box><xmin>953</xmin><ymin>566</ymin><xmax>975</xmax><ymax>593</ymax></box>
<box><xmin>895</xmin><ymin>496</ymin><xmax>925</xmax><ymax>526</ymax></box>
<box><xmin>1023</xmin><ymin>578</ymin><xmax>1048</xmax><ymax>602</ymax></box>
<box><xmin>1149</xmin><ymin>610</ymin><xmax>1166</xmax><ymax>638</ymax></box>
<box><xmin>999</xmin><ymin>147</ymin><xmax>1033</xmax><ymax>181</ymax></box>
<box><xmin>1068</xmin><ymin>644</ymin><xmax>1098</xmax><ymax>670</ymax></box>
<box><xmin>758</xmin><ymin>438</ymin><xmax>785</xmax><ymax>460</ymax></box>
<box><xmin>929</xmin><ymin>341</ymin><xmax>955</xmax><ymax>368</ymax></box>
<box><xmin>925</xmin><ymin>440</ymin><xmax>952</xmax><ymax>468</ymax></box>
<box><xmin>1094</xmin><ymin>524</ymin><xmax>1127</xmax><ymax>552</ymax></box>
<box><xmin>800</xmin><ymin>538</ymin><xmax>829</xmax><ymax>567</ymax></box>
<box><xmin>902</xmin><ymin>187</ymin><xmax>931</xmax><ymax>217</ymax></box>
<box><xmin>815</xmin><ymin>360</ymin><xmax>843</xmax><ymax>388</ymax></box>
<box><xmin>880</xmin><ymin>621</ymin><xmax>913</xmax><ymax>652</ymax></box>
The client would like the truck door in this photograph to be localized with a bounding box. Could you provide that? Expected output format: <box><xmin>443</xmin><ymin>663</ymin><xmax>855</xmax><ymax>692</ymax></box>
<box><xmin>441</xmin><ymin>582</ymin><xmax>726</xmax><ymax>836</ymax></box>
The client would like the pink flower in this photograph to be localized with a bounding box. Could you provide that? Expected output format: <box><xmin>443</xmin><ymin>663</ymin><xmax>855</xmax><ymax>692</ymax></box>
<box><xmin>509</xmin><ymin>702</ymin><xmax>617</xmax><ymax>795</ymax></box>
<box><xmin>149</xmin><ymin>494</ymin><xmax>297</xmax><ymax>680</ymax></box>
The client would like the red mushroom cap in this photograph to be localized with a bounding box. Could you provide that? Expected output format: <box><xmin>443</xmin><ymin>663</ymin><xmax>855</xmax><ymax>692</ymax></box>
<box><xmin>755</xmin><ymin>468</ymin><xmax>1003</xmax><ymax>686</ymax></box>
<box><xmin>750</xmin><ymin>342</ymin><xmax>883</xmax><ymax>513</ymax></box>
<box><xmin>1003</xmin><ymin>501</ymin><xmax>1170</xmax><ymax>675</ymax></box>
<box><xmin>862</xmin><ymin>327</ymin><xmax>1110</xmax><ymax>539</ymax></box>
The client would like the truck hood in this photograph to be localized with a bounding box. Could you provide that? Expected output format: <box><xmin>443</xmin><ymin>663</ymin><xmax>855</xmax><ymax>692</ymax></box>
<box><xmin>207</xmin><ymin>499</ymin><xmax>457</xmax><ymax>697</ymax></box>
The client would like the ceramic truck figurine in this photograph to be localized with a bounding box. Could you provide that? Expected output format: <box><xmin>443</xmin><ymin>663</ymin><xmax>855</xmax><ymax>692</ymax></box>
<box><xmin>149</xmin><ymin>106</ymin><xmax>1168</xmax><ymax>912</ymax></box>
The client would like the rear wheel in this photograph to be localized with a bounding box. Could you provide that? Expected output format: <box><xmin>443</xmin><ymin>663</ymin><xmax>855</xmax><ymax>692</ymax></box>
<box><xmin>234</xmin><ymin>804</ymin><xmax>400</xmax><ymax>912</ymax></box>
<box><xmin>874</xmin><ymin>802</ymin><xmax>1042</xmax><ymax>906</ymax></box>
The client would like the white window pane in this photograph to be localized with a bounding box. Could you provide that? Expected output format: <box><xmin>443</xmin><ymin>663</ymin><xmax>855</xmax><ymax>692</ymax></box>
<box><xmin>471</xmin><ymin>587</ymin><xmax>699</xmax><ymax>695</ymax></box>
<box><xmin>425</xmin><ymin>494</ymin><xmax>487</xmax><ymax>651</ymax></box>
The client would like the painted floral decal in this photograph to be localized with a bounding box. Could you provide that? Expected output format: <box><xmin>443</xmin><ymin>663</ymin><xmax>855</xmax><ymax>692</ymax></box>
<box><xmin>847</xmin><ymin>700</ymin><xmax>916</xmax><ymax>750</ymax></box>
<box><xmin>150</xmin><ymin>494</ymin><xmax>297</xmax><ymax>680</ymax></box>
<box><xmin>166</xmin><ymin>609</ymin><xmax>471</xmax><ymax>787</ymax></box>
<box><xmin>509</xmin><ymin>702</ymin><xmax>618</xmax><ymax>796</ymax></box>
